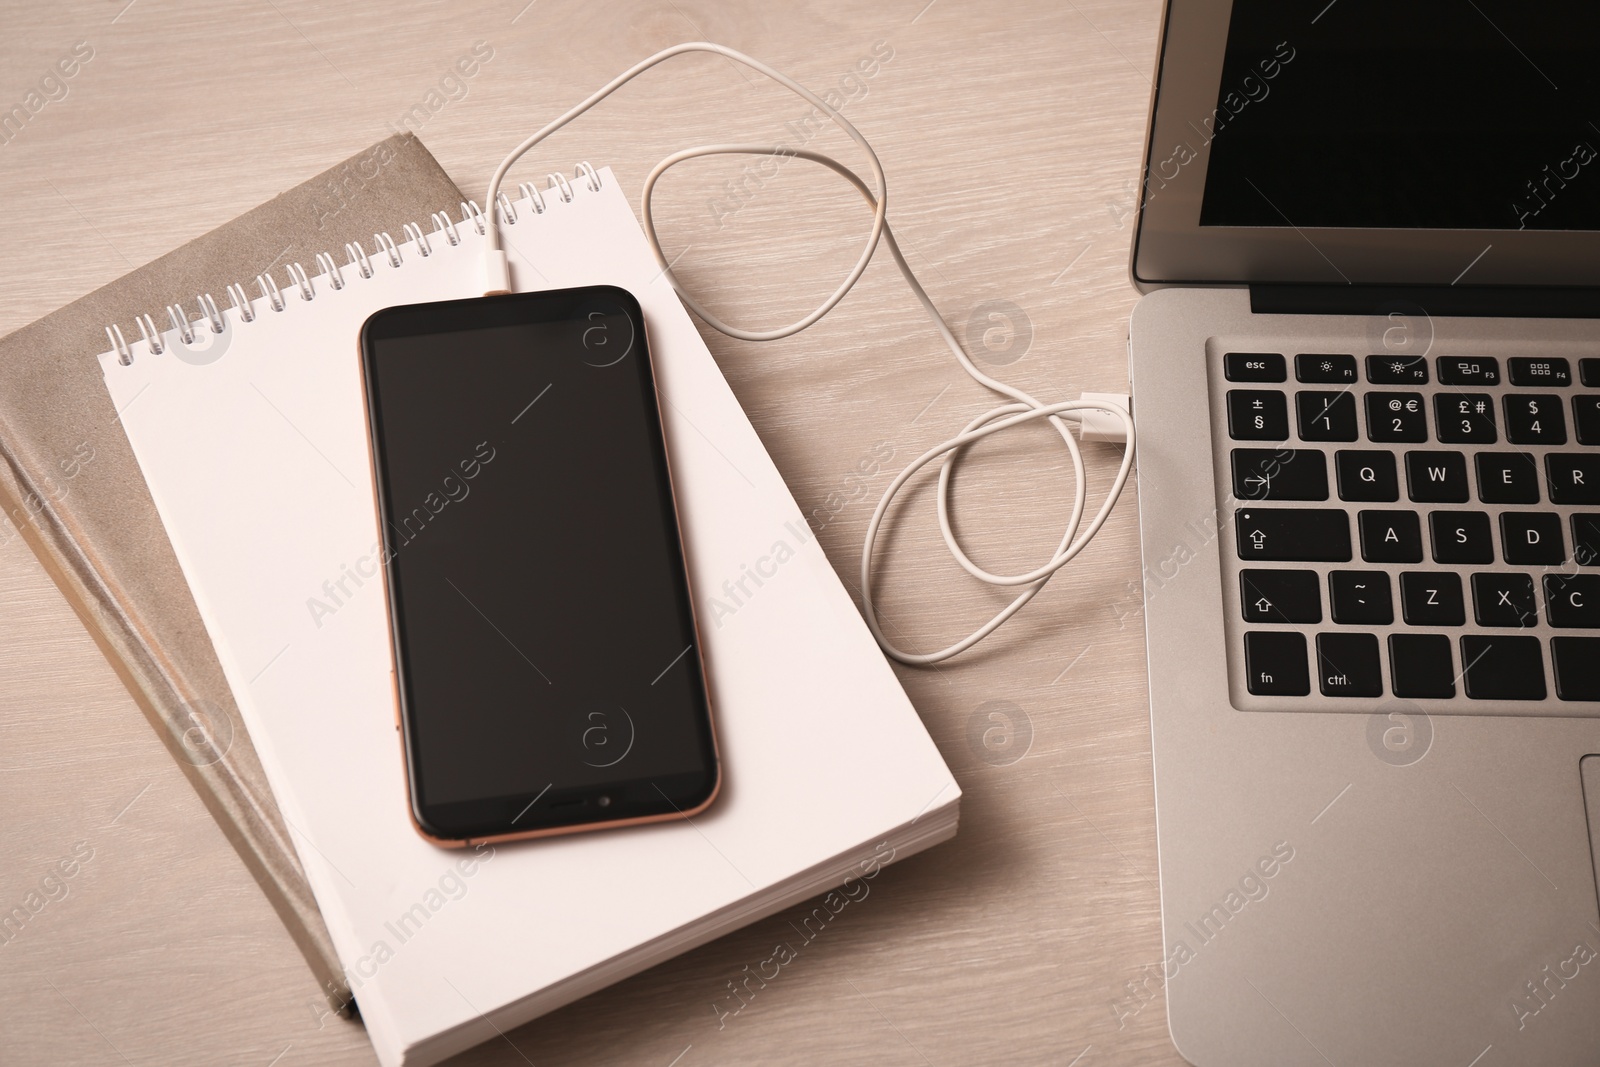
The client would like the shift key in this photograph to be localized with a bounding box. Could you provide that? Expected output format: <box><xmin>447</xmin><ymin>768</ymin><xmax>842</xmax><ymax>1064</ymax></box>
<box><xmin>1236</xmin><ymin>508</ymin><xmax>1352</xmax><ymax>561</ymax></box>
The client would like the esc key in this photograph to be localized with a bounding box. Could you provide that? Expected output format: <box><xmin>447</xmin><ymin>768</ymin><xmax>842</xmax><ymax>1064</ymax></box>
<box><xmin>1225</xmin><ymin>352</ymin><xmax>1286</xmax><ymax>382</ymax></box>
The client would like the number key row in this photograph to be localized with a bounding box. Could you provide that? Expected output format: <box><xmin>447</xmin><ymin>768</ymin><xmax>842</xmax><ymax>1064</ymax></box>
<box><xmin>1227</xmin><ymin>388</ymin><xmax>1600</xmax><ymax>445</ymax></box>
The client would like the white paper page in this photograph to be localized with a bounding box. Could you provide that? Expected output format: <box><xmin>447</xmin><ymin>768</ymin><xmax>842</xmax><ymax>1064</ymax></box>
<box><xmin>100</xmin><ymin>171</ymin><xmax>957</xmax><ymax>1066</ymax></box>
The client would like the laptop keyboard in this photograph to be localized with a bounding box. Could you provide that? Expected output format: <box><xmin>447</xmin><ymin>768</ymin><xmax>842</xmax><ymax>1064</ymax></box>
<box><xmin>1215</xmin><ymin>350</ymin><xmax>1600</xmax><ymax>712</ymax></box>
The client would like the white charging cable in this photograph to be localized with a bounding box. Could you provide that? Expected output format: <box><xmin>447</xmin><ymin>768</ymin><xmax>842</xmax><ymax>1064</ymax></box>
<box><xmin>482</xmin><ymin>41</ymin><xmax>1135</xmax><ymax>665</ymax></box>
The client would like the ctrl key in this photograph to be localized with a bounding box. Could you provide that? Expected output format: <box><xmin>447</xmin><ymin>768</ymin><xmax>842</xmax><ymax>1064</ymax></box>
<box><xmin>1316</xmin><ymin>632</ymin><xmax>1383</xmax><ymax>696</ymax></box>
<box><xmin>1244</xmin><ymin>632</ymin><xmax>1310</xmax><ymax>695</ymax></box>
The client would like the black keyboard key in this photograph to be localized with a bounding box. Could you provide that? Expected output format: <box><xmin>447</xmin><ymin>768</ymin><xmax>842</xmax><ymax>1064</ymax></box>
<box><xmin>1297</xmin><ymin>391</ymin><xmax>1358</xmax><ymax>441</ymax></box>
<box><xmin>1245</xmin><ymin>632</ymin><xmax>1310</xmax><ymax>696</ymax></box>
<box><xmin>1504</xmin><ymin>394</ymin><xmax>1567</xmax><ymax>444</ymax></box>
<box><xmin>1236</xmin><ymin>509</ymin><xmax>1352</xmax><ymax>561</ymax></box>
<box><xmin>1367</xmin><ymin>355</ymin><xmax>1429</xmax><ymax>385</ymax></box>
<box><xmin>1227</xmin><ymin>390</ymin><xmax>1289</xmax><ymax>441</ymax></box>
<box><xmin>1437</xmin><ymin>356</ymin><xmax>1501</xmax><ymax>386</ymax></box>
<box><xmin>1573</xmin><ymin>514</ymin><xmax>1600</xmax><ymax>566</ymax></box>
<box><xmin>1430</xmin><ymin>512</ymin><xmax>1494</xmax><ymax>565</ymax></box>
<box><xmin>1501</xmin><ymin>513</ymin><xmax>1565</xmax><ymax>565</ymax></box>
<box><xmin>1472</xmin><ymin>573</ymin><xmax>1538</xmax><ymax>627</ymax></box>
<box><xmin>1434</xmin><ymin>393</ymin><xmax>1497</xmax><ymax>444</ymax></box>
<box><xmin>1359</xmin><ymin>510</ymin><xmax>1423</xmax><ymax>563</ymax></box>
<box><xmin>1582</xmin><ymin>358</ymin><xmax>1600</xmax><ymax>388</ymax></box>
<box><xmin>1329</xmin><ymin>571</ymin><xmax>1393</xmax><ymax>624</ymax></box>
<box><xmin>1400</xmin><ymin>572</ymin><xmax>1465</xmax><ymax>626</ymax></box>
<box><xmin>1335</xmin><ymin>451</ymin><xmax>1399</xmax><ymax>502</ymax></box>
<box><xmin>1295</xmin><ymin>353</ymin><xmax>1357</xmax><ymax>384</ymax></box>
<box><xmin>1509</xmin><ymin>357</ymin><xmax>1571</xmax><ymax>387</ymax></box>
<box><xmin>1317</xmin><ymin>632</ymin><xmax>1383</xmax><ymax>697</ymax></box>
<box><xmin>1475</xmin><ymin>452</ymin><xmax>1540</xmax><ymax>504</ymax></box>
<box><xmin>1231</xmin><ymin>449</ymin><xmax>1328</xmax><ymax>501</ymax></box>
<box><xmin>1366</xmin><ymin>392</ymin><xmax>1428</xmax><ymax>442</ymax></box>
<box><xmin>1406</xmin><ymin>451</ymin><xmax>1469</xmax><ymax>503</ymax></box>
<box><xmin>1460</xmin><ymin>635</ymin><xmax>1546</xmax><ymax>700</ymax></box>
<box><xmin>1544</xmin><ymin>575</ymin><xmax>1600</xmax><ymax>628</ymax></box>
<box><xmin>1241</xmin><ymin>569</ymin><xmax>1322</xmax><ymax>623</ymax></box>
<box><xmin>1547</xmin><ymin>454</ymin><xmax>1600</xmax><ymax>504</ymax></box>
<box><xmin>1225</xmin><ymin>352</ymin><xmax>1286</xmax><ymax>382</ymax></box>
<box><xmin>1551</xmin><ymin>637</ymin><xmax>1600</xmax><ymax>700</ymax></box>
<box><xmin>1574</xmin><ymin>395</ymin><xmax>1600</xmax><ymax>445</ymax></box>
<box><xmin>1389</xmin><ymin>634</ymin><xmax>1457</xmax><ymax>698</ymax></box>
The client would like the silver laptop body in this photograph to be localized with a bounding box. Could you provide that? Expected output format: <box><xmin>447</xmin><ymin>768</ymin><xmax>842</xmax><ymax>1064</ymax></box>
<box><xmin>1129</xmin><ymin>3</ymin><xmax>1600</xmax><ymax>1064</ymax></box>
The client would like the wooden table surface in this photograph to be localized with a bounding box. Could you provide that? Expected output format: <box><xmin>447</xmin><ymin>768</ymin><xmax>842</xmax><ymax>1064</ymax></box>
<box><xmin>0</xmin><ymin>1</ymin><xmax>1180</xmax><ymax>1063</ymax></box>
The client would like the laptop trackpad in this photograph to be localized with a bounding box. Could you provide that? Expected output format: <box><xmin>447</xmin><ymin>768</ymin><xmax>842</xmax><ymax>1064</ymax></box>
<box><xmin>1585</xmin><ymin>756</ymin><xmax>1600</xmax><ymax>905</ymax></box>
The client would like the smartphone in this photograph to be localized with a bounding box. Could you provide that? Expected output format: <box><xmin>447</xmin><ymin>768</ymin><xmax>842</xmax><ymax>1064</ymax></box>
<box><xmin>358</xmin><ymin>286</ymin><xmax>718</xmax><ymax>846</ymax></box>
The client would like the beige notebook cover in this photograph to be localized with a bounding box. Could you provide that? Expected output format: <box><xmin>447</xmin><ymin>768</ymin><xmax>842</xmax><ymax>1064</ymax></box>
<box><xmin>0</xmin><ymin>134</ymin><xmax>462</xmax><ymax>1008</ymax></box>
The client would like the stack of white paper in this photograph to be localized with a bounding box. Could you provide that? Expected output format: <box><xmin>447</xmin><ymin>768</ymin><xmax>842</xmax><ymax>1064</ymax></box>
<box><xmin>99</xmin><ymin>168</ymin><xmax>959</xmax><ymax>1066</ymax></box>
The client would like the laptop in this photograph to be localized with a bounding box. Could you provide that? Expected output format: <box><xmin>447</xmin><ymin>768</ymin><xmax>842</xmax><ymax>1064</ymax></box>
<box><xmin>1128</xmin><ymin>3</ymin><xmax>1600</xmax><ymax>1064</ymax></box>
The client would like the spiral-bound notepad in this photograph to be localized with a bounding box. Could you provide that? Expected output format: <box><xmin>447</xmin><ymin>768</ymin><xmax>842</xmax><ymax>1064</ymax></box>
<box><xmin>97</xmin><ymin>165</ymin><xmax>959</xmax><ymax>1067</ymax></box>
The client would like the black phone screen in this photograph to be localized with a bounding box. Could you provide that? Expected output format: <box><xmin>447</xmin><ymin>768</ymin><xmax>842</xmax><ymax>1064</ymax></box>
<box><xmin>361</xmin><ymin>287</ymin><xmax>716</xmax><ymax>841</ymax></box>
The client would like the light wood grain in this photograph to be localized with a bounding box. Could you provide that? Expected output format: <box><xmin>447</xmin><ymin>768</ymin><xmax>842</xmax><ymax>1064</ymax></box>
<box><xmin>0</xmin><ymin>0</ymin><xmax>1182</xmax><ymax>1063</ymax></box>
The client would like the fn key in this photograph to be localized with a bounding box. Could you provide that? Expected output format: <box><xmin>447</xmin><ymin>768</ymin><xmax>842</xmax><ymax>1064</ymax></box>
<box><xmin>1245</xmin><ymin>632</ymin><xmax>1310</xmax><ymax>695</ymax></box>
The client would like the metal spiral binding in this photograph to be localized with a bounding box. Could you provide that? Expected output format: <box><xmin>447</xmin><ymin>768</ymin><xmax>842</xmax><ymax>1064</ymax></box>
<box><xmin>137</xmin><ymin>313</ymin><xmax>164</xmax><ymax>354</ymax></box>
<box><xmin>103</xmin><ymin>164</ymin><xmax>603</xmax><ymax>365</ymax></box>
<box><xmin>226</xmin><ymin>283</ymin><xmax>254</xmax><ymax>322</ymax></box>
<box><xmin>166</xmin><ymin>303</ymin><xmax>195</xmax><ymax>345</ymax></box>
<box><xmin>345</xmin><ymin>240</ymin><xmax>373</xmax><ymax>279</ymax></box>
<box><xmin>495</xmin><ymin>192</ymin><xmax>517</xmax><ymax>226</ymax></box>
<box><xmin>286</xmin><ymin>263</ymin><xmax>314</xmax><ymax>301</ymax></box>
<box><xmin>198</xmin><ymin>293</ymin><xmax>225</xmax><ymax>333</ymax></box>
<box><xmin>373</xmin><ymin>232</ymin><xmax>401</xmax><ymax>269</ymax></box>
<box><xmin>314</xmin><ymin>252</ymin><xmax>343</xmax><ymax>289</ymax></box>
<box><xmin>257</xmin><ymin>272</ymin><xmax>285</xmax><ymax>312</ymax></box>
<box><xmin>431</xmin><ymin>210</ymin><xmax>459</xmax><ymax>246</ymax></box>
<box><xmin>402</xmin><ymin>222</ymin><xmax>430</xmax><ymax>257</ymax></box>
<box><xmin>105</xmin><ymin>324</ymin><xmax>131</xmax><ymax>365</ymax></box>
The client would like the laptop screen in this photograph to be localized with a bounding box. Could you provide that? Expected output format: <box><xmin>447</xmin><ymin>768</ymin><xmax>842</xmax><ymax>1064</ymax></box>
<box><xmin>1200</xmin><ymin>0</ymin><xmax>1600</xmax><ymax>232</ymax></box>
